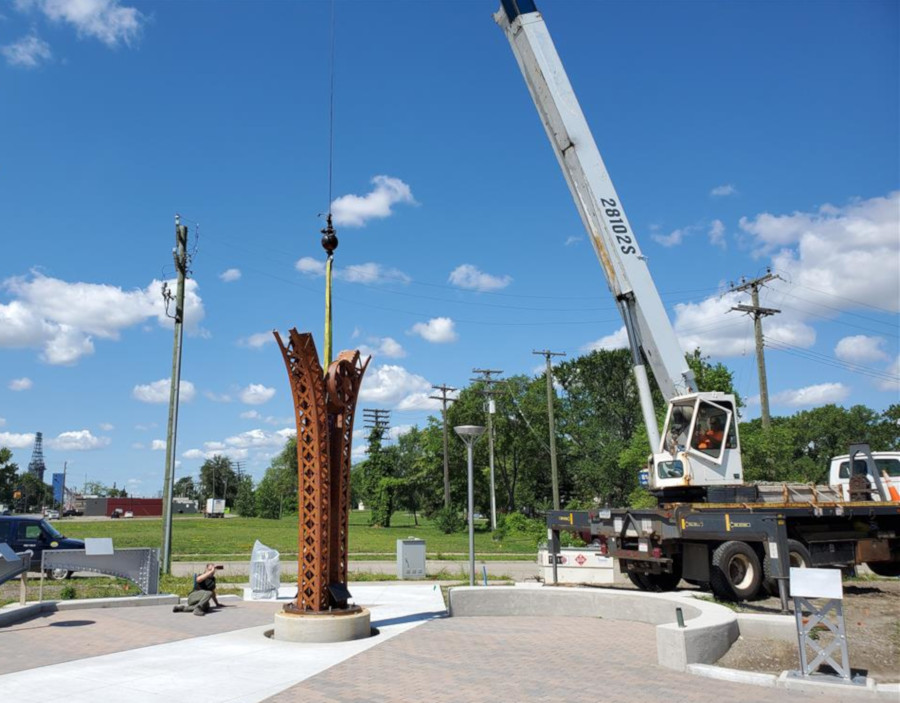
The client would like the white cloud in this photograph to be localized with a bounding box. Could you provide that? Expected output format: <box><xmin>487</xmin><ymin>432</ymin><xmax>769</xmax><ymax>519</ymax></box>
<box><xmin>564</xmin><ymin>236</ymin><xmax>582</xmax><ymax>246</ymax></box>
<box><xmin>339</xmin><ymin>263</ymin><xmax>410</xmax><ymax>285</ymax></box>
<box><xmin>132</xmin><ymin>379</ymin><xmax>196</xmax><ymax>403</ymax></box>
<box><xmin>239</xmin><ymin>384</ymin><xmax>275</xmax><ymax>405</ymax></box>
<box><xmin>581</xmin><ymin>326</ymin><xmax>629</xmax><ymax>353</ymax></box>
<box><xmin>652</xmin><ymin>227</ymin><xmax>688</xmax><ymax>248</ymax></box>
<box><xmin>711</xmin><ymin>184</ymin><xmax>737</xmax><ymax>197</ymax></box>
<box><xmin>331</xmin><ymin>175</ymin><xmax>416</xmax><ymax>227</ymax></box>
<box><xmin>879</xmin><ymin>356</ymin><xmax>900</xmax><ymax>392</ymax></box>
<box><xmin>396</xmin><ymin>393</ymin><xmax>441</xmax><ymax>411</ymax></box>
<box><xmin>358</xmin><ymin>336</ymin><xmax>406</xmax><ymax>359</ymax></box>
<box><xmin>771</xmin><ymin>383</ymin><xmax>850</xmax><ymax>407</ymax></box>
<box><xmin>295</xmin><ymin>257</ymin><xmax>325</xmax><ymax>276</ymax></box>
<box><xmin>150</xmin><ymin>439</ymin><xmax>166</xmax><ymax>450</ymax></box>
<box><xmin>182</xmin><ymin>448</ymin><xmax>206</xmax><ymax>460</ymax></box>
<box><xmin>410</xmin><ymin>317</ymin><xmax>457</xmax><ymax>343</ymax></box>
<box><xmin>294</xmin><ymin>258</ymin><xmax>410</xmax><ymax>285</ymax></box>
<box><xmin>448</xmin><ymin>264</ymin><xmax>512</xmax><ymax>292</ymax></box>
<box><xmin>204</xmin><ymin>391</ymin><xmax>232</xmax><ymax>403</ymax></box>
<box><xmin>359</xmin><ymin>364</ymin><xmax>431</xmax><ymax>406</ymax></box>
<box><xmin>387</xmin><ymin>425</ymin><xmax>414</xmax><ymax>441</ymax></box>
<box><xmin>47</xmin><ymin>430</ymin><xmax>111</xmax><ymax>451</ymax></box>
<box><xmin>834</xmin><ymin>335</ymin><xmax>889</xmax><ymax>364</ymax></box>
<box><xmin>219</xmin><ymin>268</ymin><xmax>241</xmax><ymax>283</ymax></box>
<box><xmin>238</xmin><ymin>332</ymin><xmax>274</xmax><ymax>349</ymax></box>
<box><xmin>9</xmin><ymin>377</ymin><xmax>33</xmax><ymax>391</ymax></box>
<box><xmin>0</xmin><ymin>273</ymin><xmax>206</xmax><ymax>365</ymax></box>
<box><xmin>2</xmin><ymin>33</ymin><xmax>52</xmax><ymax>67</ymax></box>
<box><xmin>673</xmin><ymin>291</ymin><xmax>815</xmax><ymax>357</ymax></box>
<box><xmin>240</xmin><ymin>410</ymin><xmax>260</xmax><ymax>420</ymax></box>
<box><xmin>98</xmin><ymin>422</ymin><xmax>114</xmax><ymax>431</ymax></box>
<box><xmin>21</xmin><ymin>0</ymin><xmax>144</xmax><ymax>47</ymax></box>
<box><xmin>708</xmin><ymin>220</ymin><xmax>726</xmax><ymax>249</ymax></box>
<box><xmin>0</xmin><ymin>432</ymin><xmax>35</xmax><ymax>448</ymax></box>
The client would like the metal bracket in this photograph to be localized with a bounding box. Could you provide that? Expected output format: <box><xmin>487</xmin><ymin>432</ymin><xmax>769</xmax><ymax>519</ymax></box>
<box><xmin>40</xmin><ymin>548</ymin><xmax>160</xmax><ymax>598</ymax></box>
<box><xmin>792</xmin><ymin>596</ymin><xmax>862</xmax><ymax>685</ymax></box>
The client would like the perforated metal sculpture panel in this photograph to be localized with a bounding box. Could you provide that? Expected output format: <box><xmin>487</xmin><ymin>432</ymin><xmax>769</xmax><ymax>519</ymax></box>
<box><xmin>274</xmin><ymin>329</ymin><xmax>368</xmax><ymax>613</ymax></box>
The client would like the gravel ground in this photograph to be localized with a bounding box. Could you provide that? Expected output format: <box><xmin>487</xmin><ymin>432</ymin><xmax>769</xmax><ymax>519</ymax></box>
<box><xmin>715</xmin><ymin>578</ymin><xmax>900</xmax><ymax>683</ymax></box>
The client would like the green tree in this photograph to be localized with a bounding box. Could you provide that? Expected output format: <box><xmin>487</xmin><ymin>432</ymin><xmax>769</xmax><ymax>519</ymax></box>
<box><xmin>359</xmin><ymin>427</ymin><xmax>397</xmax><ymax>527</ymax></box>
<box><xmin>0</xmin><ymin>448</ymin><xmax>19</xmax><ymax>504</ymax></box>
<box><xmin>234</xmin><ymin>475</ymin><xmax>256</xmax><ymax>517</ymax></box>
<box><xmin>16</xmin><ymin>472</ymin><xmax>52</xmax><ymax>512</ymax></box>
<box><xmin>255</xmin><ymin>438</ymin><xmax>297</xmax><ymax>519</ymax></box>
<box><xmin>173</xmin><ymin>476</ymin><xmax>198</xmax><ymax>500</ymax></box>
<box><xmin>199</xmin><ymin>455</ymin><xmax>238</xmax><ymax>506</ymax></box>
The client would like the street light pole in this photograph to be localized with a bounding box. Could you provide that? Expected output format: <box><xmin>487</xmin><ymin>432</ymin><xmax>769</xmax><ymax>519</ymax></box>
<box><xmin>454</xmin><ymin>425</ymin><xmax>485</xmax><ymax>587</ymax></box>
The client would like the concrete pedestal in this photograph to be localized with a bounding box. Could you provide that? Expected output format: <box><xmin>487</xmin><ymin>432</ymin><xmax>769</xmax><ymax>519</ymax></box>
<box><xmin>273</xmin><ymin>607</ymin><xmax>371</xmax><ymax>643</ymax></box>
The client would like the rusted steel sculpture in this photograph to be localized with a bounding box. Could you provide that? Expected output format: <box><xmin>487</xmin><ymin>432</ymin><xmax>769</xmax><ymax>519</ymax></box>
<box><xmin>274</xmin><ymin>328</ymin><xmax>369</xmax><ymax>613</ymax></box>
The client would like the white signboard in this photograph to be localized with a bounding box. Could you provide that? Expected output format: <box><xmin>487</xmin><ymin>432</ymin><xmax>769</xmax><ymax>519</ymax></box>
<box><xmin>85</xmin><ymin>537</ymin><xmax>114</xmax><ymax>556</ymax></box>
<box><xmin>790</xmin><ymin>567</ymin><xmax>843</xmax><ymax>600</ymax></box>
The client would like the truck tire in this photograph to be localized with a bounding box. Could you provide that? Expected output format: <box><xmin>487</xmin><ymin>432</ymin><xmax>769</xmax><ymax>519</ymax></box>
<box><xmin>866</xmin><ymin>561</ymin><xmax>900</xmax><ymax>577</ymax></box>
<box><xmin>627</xmin><ymin>571</ymin><xmax>652</xmax><ymax>590</ymax></box>
<box><xmin>763</xmin><ymin>539</ymin><xmax>812</xmax><ymax>596</ymax></box>
<box><xmin>641</xmin><ymin>571</ymin><xmax>682</xmax><ymax>591</ymax></box>
<box><xmin>710</xmin><ymin>541</ymin><xmax>762</xmax><ymax>601</ymax></box>
<box><xmin>48</xmin><ymin>568</ymin><xmax>72</xmax><ymax>581</ymax></box>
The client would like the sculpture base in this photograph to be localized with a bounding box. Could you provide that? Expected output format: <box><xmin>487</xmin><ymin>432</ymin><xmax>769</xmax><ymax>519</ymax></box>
<box><xmin>273</xmin><ymin>607</ymin><xmax>371</xmax><ymax>643</ymax></box>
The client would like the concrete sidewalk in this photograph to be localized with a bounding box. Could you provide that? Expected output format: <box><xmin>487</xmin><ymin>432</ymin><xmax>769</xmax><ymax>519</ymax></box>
<box><xmin>0</xmin><ymin>584</ymin><xmax>852</xmax><ymax>703</ymax></box>
<box><xmin>0</xmin><ymin>584</ymin><xmax>445</xmax><ymax>703</ymax></box>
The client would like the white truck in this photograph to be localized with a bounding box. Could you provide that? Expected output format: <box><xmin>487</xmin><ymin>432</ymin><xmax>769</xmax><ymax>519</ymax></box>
<box><xmin>204</xmin><ymin>498</ymin><xmax>225</xmax><ymax>518</ymax></box>
<box><xmin>830</xmin><ymin>451</ymin><xmax>900</xmax><ymax>502</ymax></box>
<box><xmin>496</xmin><ymin>1</ymin><xmax>900</xmax><ymax>599</ymax></box>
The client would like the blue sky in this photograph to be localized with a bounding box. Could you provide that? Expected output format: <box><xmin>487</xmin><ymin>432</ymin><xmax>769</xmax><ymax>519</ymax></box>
<box><xmin>1</xmin><ymin>0</ymin><xmax>897</xmax><ymax>497</ymax></box>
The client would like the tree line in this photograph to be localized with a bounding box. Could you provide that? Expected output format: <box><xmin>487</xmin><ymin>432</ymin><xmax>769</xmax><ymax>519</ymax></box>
<box><xmin>199</xmin><ymin>349</ymin><xmax>898</xmax><ymax>524</ymax></box>
<box><xmin>1</xmin><ymin>349</ymin><xmax>895</xmax><ymax>521</ymax></box>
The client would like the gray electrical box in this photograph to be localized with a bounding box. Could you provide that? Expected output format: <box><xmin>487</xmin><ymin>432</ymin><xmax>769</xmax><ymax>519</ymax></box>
<box><xmin>397</xmin><ymin>538</ymin><xmax>426</xmax><ymax>579</ymax></box>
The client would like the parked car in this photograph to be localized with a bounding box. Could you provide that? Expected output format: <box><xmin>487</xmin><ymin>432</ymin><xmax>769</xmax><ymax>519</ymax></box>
<box><xmin>44</xmin><ymin>509</ymin><xmax>60</xmax><ymax>520</ymax></box>
<box><xmin>0</xmin><ymin>515</ymin><xmax>85</xmax><ymax>580</ymax></box>
<box><xmin>62</xmin><ymin>508</ymin><xmax>83</xmax><ymax>517</ymax></box>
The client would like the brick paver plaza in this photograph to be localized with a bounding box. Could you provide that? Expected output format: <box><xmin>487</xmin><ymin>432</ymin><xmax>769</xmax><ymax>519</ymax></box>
<box><xmin>0</xmin><ymin>597</ymin><xmax>853</xmax><ymax>703</ymax></box>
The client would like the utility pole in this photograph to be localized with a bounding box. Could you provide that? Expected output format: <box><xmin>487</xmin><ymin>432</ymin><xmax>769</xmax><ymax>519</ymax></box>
<box><xmin>161</xmin><ymin>214</ymin><xmax>190</xmax><ymax>576</ymax></box>
<box><xmin>363</xmin><ymin>408</ymin><xmax>391</xmax><ymax>437</ymax></box>
<box><xmin>729</xmin><ymin>270</ymin><xmax>781</xmax><ymax>430</ymax></box>
<box><xmin>430</xmin><ymin>384</ymin><xmax>457</xmax><ymax>509</ymax></box>
<box><xmin>533</xmin><ymin>349</ymin><xmax>566</xmax><ymax>510</ymax></box>
<box><xmin>472</xmin><ymin>368</ymin><xmax>503</xmax><ymax>530</ymax></box>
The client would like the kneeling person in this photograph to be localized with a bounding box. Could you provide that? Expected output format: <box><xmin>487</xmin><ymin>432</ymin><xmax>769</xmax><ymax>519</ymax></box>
<box><xmin>174</xmin><ymin>563</ymin><xmax>223</xmax><ymax>616</ymax></box>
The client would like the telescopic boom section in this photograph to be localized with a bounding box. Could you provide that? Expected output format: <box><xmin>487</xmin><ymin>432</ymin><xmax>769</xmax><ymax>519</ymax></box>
<box><xmin>495</xmin><ymin>3</ymin><xmax>697</xmax><ymax>419</ymax></box>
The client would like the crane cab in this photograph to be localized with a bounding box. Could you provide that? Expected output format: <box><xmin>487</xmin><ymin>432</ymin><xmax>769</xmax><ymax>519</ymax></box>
<box><xmin>650</xmin><ymin>393</ymin><xmax>743</xmax><ymax>496</ymax></box>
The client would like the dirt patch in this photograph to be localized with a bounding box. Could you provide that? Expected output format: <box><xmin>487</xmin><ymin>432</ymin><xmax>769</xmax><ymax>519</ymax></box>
<box><xmin>715</xmin><ymin>578</ymin><xmax>900</xmax><ymax>683</ymax></box>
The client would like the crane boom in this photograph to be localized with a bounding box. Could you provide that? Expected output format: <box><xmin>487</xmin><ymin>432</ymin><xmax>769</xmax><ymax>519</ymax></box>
<box><xmin>496</xmin><ymin>1</ymin><xmax>747</xmax><ymax>494</ymax></box>
<box><xmin>495</xmin><ymin>1</ymin><xmax>697</xmax><ymax>411</ymax></box>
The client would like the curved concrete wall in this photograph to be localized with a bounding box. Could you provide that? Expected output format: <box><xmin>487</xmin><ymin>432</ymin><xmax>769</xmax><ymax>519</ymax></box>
<box><xmin>449</xmin><ymin>586</ymin><xmax>739</xmax><ymax>671</ymax></box>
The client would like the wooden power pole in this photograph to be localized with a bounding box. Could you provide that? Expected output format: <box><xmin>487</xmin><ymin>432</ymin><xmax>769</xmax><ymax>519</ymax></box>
<box><xmin>533</xmin><ymin>349</ymin><xmax>566</xmax><ymax>510</ymax></box>
<box><xmin>729</xmin><ymin>271</ymin><xmax>780</xmax><ymax>430</ymax></box>
<box><xmin>161</xmin><ymin>215</ymin><xmax>189</xmax><ymax>575</ymax></box>
<box><xmin>430</xmin><ymin>384</ymin><xmax>457</xmax><ymax>509</ymax></box>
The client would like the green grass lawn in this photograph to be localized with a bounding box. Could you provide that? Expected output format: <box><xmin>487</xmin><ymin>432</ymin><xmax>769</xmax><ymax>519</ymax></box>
<box><xmin>54</xmin><ymin>510</ymin><xmax>540</xmax><ymax>561</ymax></box>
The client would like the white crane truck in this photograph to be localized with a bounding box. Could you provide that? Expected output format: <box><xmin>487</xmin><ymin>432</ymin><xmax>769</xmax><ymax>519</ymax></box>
<box><xmin>496</xmin><ymin>0</ymin><xmax>899</xmax><ymax>600</ymax></box>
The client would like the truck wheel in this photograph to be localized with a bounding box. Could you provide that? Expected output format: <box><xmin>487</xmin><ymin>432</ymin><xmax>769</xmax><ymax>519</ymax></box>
<box><xmin>710</xmin><ymin>541</ymin><xmax>762</xmax><ymax>601</ymax></box>
<box><xmin>763</xmin><ymin>539</ymin><xmax>812</xmax><ymax>596</ymax></box>
<box><xmin>627</xmin><ymin>571</ymin><xmax>652</xmax><ymax>591</ymax></box>
<box><xmin>866</xmin><ymin>561</ymin><xmax>900</xmax><ymax>577</ymax></box>
<box><xmin>48</xmin><ymin>568</ymin><xmax>72</xmax><ymax>581</ymax></box>
<box><xmin>642</xmin><ymin>571</ymin><xmax>682</xmax><ymax>591</ymax></box>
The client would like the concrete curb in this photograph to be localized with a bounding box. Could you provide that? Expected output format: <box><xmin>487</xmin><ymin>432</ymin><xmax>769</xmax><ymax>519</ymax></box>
<box><xmin>448</xmin><ymin>585</ymin><xmax>739</xmax><ymax>671</ymax></box>
<box><xmin>0</xmin><ymin>593</ymin><xmax>179</xmax><ymax>626</ymax></box>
